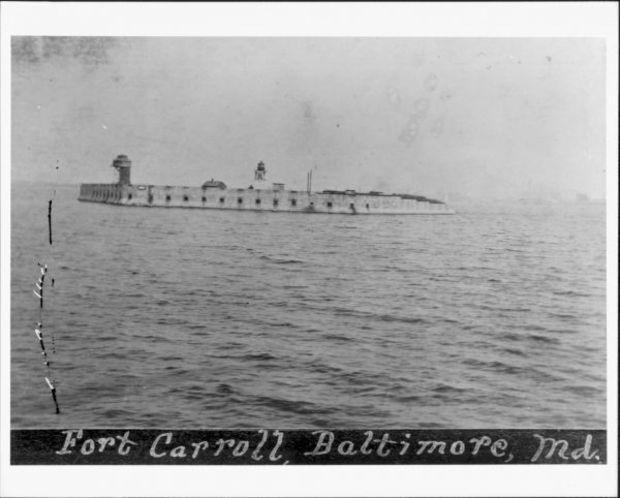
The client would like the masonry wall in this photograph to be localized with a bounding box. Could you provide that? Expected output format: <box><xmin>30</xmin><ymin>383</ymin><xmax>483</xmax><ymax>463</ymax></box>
<box><xmin>79</xmin><ymin>184</ymin><xmax>454</xmax><ymax>215</ymax></box>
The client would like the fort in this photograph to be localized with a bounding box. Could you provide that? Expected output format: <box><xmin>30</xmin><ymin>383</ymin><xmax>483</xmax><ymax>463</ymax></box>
<box><xmin>78</xmin><ymin>155</ymin><xmax>455</xmax><ymax>215</ymax></box>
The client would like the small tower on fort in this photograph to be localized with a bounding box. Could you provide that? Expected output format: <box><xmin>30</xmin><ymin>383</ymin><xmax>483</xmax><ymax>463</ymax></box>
<box><xmin>112</xmin><ymin>154</ymin><xmax>131</xmax><ymax>185</ymax></box>
<box><xmin>254</xmin><ymin>161</ymin><xmax>266</xmax><ymax>183</ymax></box>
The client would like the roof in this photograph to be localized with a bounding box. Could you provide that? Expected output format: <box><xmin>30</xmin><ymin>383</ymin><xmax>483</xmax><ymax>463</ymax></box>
<box><xmin>201</xmin><ymin>179</ymin><xmax>227</xmax><ymax>189</ymax></box>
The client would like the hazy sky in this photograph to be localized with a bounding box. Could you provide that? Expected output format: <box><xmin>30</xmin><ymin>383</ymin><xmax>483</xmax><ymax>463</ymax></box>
<box><xmin>12</xmin><ymin>37</ymin><xmax>606</xmax><ymax>199</ymax></box>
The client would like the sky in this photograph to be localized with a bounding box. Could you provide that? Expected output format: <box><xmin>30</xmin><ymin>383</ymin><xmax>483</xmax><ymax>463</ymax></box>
<box><xmin>11</xmin><ymin>37</ymin><xmax>606</xmax><ymax>200</ymax></box>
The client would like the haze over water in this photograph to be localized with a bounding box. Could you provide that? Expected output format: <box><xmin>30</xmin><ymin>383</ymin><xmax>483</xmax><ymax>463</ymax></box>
<box><xmin>12</xmin><ymin>37</ymin><xmax>606</xmax><ymax>201</ymax></box>
<box><xmin>11</xmin><ymin>184</ymin><xmax>605</xmax><ymax>428</ymax></box>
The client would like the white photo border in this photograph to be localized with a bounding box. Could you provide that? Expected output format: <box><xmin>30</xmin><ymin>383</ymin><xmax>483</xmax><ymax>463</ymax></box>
<box><xmin>1</xmin><ymin>2</ymin><xmax>617</xmax><ymax>496</ymax></box>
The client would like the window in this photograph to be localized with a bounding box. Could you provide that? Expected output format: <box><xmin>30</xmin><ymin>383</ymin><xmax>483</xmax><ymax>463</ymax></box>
<box><xmin>166</xmin><ymin>195</ymin><xmax>171</xmax><ymax>202</ymax></box>
<box><xmin>202</xmin><ymin>196</ymin><xmax>207</xmax><ymax>203</ymax></box>
<box><xmin>255</xmin><ymin>198</ymin><xmax>261</xmax><ymax>205</ymax></box>
<box><xmin>273</xmin><ymin>199</ymin><xmax>279</xmax><ymax>207</ymax></box>
<box><xmin>219</xmin><ymin>197</ymin><xmax>225</xmax><ymax>203</ymax></box>
<box><xmin>365</xmin><ymin>203</ymin><xmax>370</xmax><ymax>209</ymax></box>
<box><xmin>291</xmin><ymin>199</ymin><xmax>297</xmax><ymax>207</ymax></box>
<box><xmin>128</xmin><ymin>193</ymin><xmax>132</xmax><ymax>200</ymax></box>
<box><xmin>238</xmin><ymin>197</ymin><xmax>243</xmax><ymax>204</ymax></box>
<box><xmin>327</xmin><ymin>201</ymin><xmax>333</xmax><ymax>208</ymax></box>
<box><xmin>183</xmin><ymin>195</ymin><xmax>189</xmax><ymax>202</ymax></box>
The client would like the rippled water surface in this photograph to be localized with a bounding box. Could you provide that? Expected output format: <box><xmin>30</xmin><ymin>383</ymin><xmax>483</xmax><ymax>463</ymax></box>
<box><xmin>11</xmin><ymin>184</ymin><xmax>606</xmax><ymax>428</ymax></box>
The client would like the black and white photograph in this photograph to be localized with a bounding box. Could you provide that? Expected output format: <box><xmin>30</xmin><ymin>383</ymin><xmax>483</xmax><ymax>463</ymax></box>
<box><xmin>1</xmin><ymin>2</ymin><xmax>617</xmax><ymax>497</ymax></box>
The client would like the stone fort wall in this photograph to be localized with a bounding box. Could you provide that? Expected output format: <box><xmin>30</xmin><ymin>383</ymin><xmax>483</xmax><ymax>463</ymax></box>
<box><xmin>78</xmin><ymin>184</ymin><xmax>454</xmax><ymax>215</ymax></box>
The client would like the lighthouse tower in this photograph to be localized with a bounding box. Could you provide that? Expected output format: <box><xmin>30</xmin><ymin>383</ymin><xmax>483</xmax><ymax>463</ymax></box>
<box><xmin>112</xmin><ymin>154</ymin><xmax>131</xmax><ymax>185</ymax></box>
<box><xmin>254</xmin><ymin>161</ymin><xmax>267</xmax><ymax>187</ymax></box>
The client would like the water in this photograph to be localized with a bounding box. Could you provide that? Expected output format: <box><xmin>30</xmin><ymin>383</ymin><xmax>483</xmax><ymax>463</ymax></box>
<box><xmin>11</xmin><ymin>184</ymin><xmax>606</xmax><ymax>428</ymax></box>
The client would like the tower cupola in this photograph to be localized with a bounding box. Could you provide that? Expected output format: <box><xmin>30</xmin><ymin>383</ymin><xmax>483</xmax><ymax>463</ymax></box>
<box><xmin>112</xmin><ymin>154</ymin><xmax>131</xmax><ymax>185</ymax></box>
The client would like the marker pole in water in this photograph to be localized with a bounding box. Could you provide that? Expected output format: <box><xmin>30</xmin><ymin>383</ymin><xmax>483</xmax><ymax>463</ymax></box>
<box><xmin>35</xmin><ymin>324</ymin><xmax>51</xmax><ymax>368</ymax></box>
<box><xmin>33</xmin><ymin>263</ymin><xmax>59</xmax><ymax>413</ymax></box>
<box><xmin>33</xmin><ymin>265</ymin><xmax>47</xmax><ymax>309</ymax></box>
<box><xmin>48</xmin><ymin>164</ymin><xmax>58</xmax><ymax>247</ymax></box>
<box><xmin>35</xmin><ymin>324</ymin><xmax>60</xmax><ymax>413</ymax></box>
<box><xmin>48</xmin><ymin>200</ymin><xmax>53</xmax><ymax>245</ymax></box>
<box><xmin>45</xmin><ymin>377</ymin><xmax>60</xmax><ymax>414</ymax></box>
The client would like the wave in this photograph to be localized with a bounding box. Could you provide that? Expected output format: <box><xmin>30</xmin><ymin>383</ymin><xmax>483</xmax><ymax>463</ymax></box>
<box><xmin>258</xmin><ymin>255</ymin><xmax>304</xmax><ymax>265</ymax></box>
<box><xmin>252</xmin><ymin>395</ymin><xmax>335</xmax><ymax>416</ymax></box>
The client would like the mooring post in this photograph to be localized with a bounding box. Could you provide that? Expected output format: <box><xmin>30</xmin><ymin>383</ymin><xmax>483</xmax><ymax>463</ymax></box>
<box><xmin>48</xmin><ymin>199</ymin><xmax>53</xmax><ymax>245</ymax></box>
<box><xmin>45</xmin><ymin>377</ymin><xmax>61</xmax><ymax>414</ymax></box>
